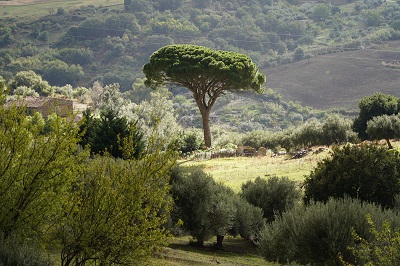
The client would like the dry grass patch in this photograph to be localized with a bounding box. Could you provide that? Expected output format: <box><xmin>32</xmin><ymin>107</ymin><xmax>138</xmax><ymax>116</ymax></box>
<box><xmin>180</xmin><ymin>148</ymin><xmax>330</xmax><ymax>192</ymax></box>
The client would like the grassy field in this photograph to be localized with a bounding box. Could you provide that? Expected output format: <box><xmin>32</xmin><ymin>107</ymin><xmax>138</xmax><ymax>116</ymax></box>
<box><xmin>152</xmin><ymin>236</ymin><xmax>273</xmax><ymax>266</ymax></box>
<box><xmin>264</xmin><ymin>41</ymin><xmax>400</xmax><ymax>111</ymax></box>
<box><xmin>0</xmin><ymin>0</ymin><xmax>123</xmax><ymax>19</ymax></box>
<box><xmin>180</xmin><ymin>148</ymin><xmax>330</xmax><ymax>192</ymax></box>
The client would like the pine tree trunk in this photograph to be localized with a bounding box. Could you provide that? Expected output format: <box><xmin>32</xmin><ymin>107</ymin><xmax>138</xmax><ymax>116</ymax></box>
<box><xmin>201</xmin><ymin>111</ymin><xmax>212</xmax><ymax>148</ymax></box>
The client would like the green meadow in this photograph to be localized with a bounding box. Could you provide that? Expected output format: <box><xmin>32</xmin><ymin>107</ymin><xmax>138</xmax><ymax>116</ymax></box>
<box><xmin>180</xmin><ymin>148</ymin><xmax>331</xmax><ymax>192</ymax></box>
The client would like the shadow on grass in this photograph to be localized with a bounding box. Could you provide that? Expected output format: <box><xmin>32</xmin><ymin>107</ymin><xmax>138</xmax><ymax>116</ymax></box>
<box><xmin>168</xmin><ymin>237</ymin><xmax>261</xmax><ymax>257</ymax></box>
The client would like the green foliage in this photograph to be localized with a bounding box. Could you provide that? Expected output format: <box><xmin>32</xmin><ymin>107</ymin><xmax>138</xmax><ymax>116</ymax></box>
<box><xmin>346</xmin><ymin>215</ymin><xmax>400</xmax><ymax>265</ymax></box>
<box><xmin>79</xmin><ymin>108</ymin><xmax>145</xmax><ymax>159</ymax></box>
<box><xmin>258</xmin><ymin>197</ymin><xmax>400</xmax><ymax>265</ymax></box>
<box><xmin>57</xmin><ymin>48</ymin><xmax>94</xmax><ymax>66</ymax></box>
<box><xmin>147</xmin><ymin>16</ymin><xmax>200</xmax><ymax>36</ymax></box>
<box><xmin>365</xmin><ymin>11</ymin><xmax>384</xmax><ymax>27</ymax></box>
<box><xmin>353</xmin><ymin>93</ymin><xmax>400</xmax><ymax>140</ymax></box>
<box><xmin>0</xmin><ymin>26</ymin><xmax>13</xmax><ymax>47</ymax></box>
<box><xmin>88</xmin><ymin>82</ymin><xmax>128</xmax><ymax>112</ymax></box>
<box><xmin>124</xmin><ymin>0</ymin><xmax>154</xmax><ymax>13</ymax></box>
<box><xmin>309</xmin><ymin>4</ymin><xmax>332</xmax><ymax>21</ymax></box>
<box><xmin>291</xmin><ymin>118</ymin><xmax>322</xmax><ymax>148</ymax></box>
<box><xmin>60</xmin><ymin>135</ymin><xmax>177</xmax><ymax>265</ymax></box>
<box><xmin>9</xmin><ymin>70</ymin><xmax>53</xmax><ymax>96</ymax></box>
<box><xmin>391</xmin><ymin>19</ymin><xmax>400</xmax><ymax>30</ymax></box>
<box><xmin>293</xmin><ymin>47</ymin><xmax>304</xmax><ymax>61</ymax></box>
<box><xmin>155</xmin><ymin>0</ymin><xmax>184</xmax><ymax>11</ymax></box>
<box><xmin>180</xmin><ymin>132</ymin><xmax>201</xmax><ymax>154</ymax></box>
<box><xmin>321</xmin><ymin>114</ymin><xmax>356</xmax><ymax>146</ymax></box>
<box><xmin>143</xmin><ymin>44</ymin><xmax>265</xmax><ymax>93</ymax></box>
<box><xmin>127</xmin><ymin>87</ymin><xmax>181</xmax><ymax>145</ymax></box>
<box><xmin>240</xmin><ymin>130</ymin><xmax>273</xmax><ymax>149</ymax></box>
<box><xmin>241</xmin><ymin>176</ymin><xmax>300</xmax><ymax>222</ymax></box>
<box><xmin>0</xmin><ymin>102</ymin><xmax>81</xmax><ymax>238</ymax></box>
<box><xmin>170</xmin><ymin>166</ymin><xmax>263</xmax><ymax>246</ymax></box>
<box><xmin>230</xmin><ymin>198</ymin><xmax>265</xmax><ymax>242</ymax></box>
<box><xmin>304</xmin><ymin>144</ymin><xmax>400</xmax><ymax>208</ymax></box>
<box><xmin>171</xmin><ymin>168</ymin><xmax>220</xmax><ymax>245</ymax></box>
<box><xmin>43</xmin><ymin>60</ymin><xmax>84</xmax><ymax>86</ymax></box>
<box><xmin>143</xmin><ymin>44</ymin><xmax>265</xmax><ymax>147</ymax></box>
<box><xmin>366</xmin><ymin>114</ymin><xmax>400</xmax><ymax>149</ymax></box>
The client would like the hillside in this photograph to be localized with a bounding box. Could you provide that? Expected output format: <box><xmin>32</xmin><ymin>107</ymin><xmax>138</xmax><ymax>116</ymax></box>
<box><xmin>1</xmin><ymin>0</ymin><xmax>400</xmax><ymax>131</ymax></box>
<box><xmin>264</xmin><ymin>41</ymin><xmax>400</xmax><ymax>110</ymax></box>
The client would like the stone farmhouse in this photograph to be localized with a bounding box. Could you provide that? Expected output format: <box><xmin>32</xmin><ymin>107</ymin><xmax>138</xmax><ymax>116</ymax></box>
<box><xmin>9</xmin><ymin>96</ymin><xmax>87</xmax><ymax>122</ymax></box>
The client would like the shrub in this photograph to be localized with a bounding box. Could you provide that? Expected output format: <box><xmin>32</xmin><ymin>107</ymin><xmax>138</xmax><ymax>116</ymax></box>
<box><xmin>241</xmin><ymin>176</ymin><xmax>301</xmax><ymax>222</ymax></box>
<box><xmin>345</xmin><ymin>215</ymin><xmax>400</xmax><ymax>265</ymax></box>
<box><xmin>240</xmin><ymin>130</ymin><xmax>274</xmax><ymax>149</ymax></box>
<box><xmin>230</xmin><ymin>198</ymin><xmax>265</xmax><ymax>241</ymax></box>
<box><xmin>304</xmin><ymin>144</ymin><xmax>400</xmax><ymax>208</ymax></box>
<box><xmin>258</xmin><ymin>197</ymin><xmax>400</xmax><ymax>265</ymax></box>
<box><xmin>180</xmin><ymin>132</ymin><xmax>200</xmax><ymax>154</ymax></box>
<box><xmin>0</xmin><ymin>233</ymin><xmax>53</xmax><ymax>266</ymax></box>
<box><xmin>43</xmin><ymin>60</ymin><xmax>84</xmax><ymax>86</ymax></box>
<box><xmin>58</xmin><ymin>48</ymin><xmax>94</xmax><ymax>66</ymax></box>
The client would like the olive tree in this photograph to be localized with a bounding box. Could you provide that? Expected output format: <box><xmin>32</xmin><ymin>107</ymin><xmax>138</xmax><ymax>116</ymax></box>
<box><xmin>353</xmin><ymin>93</ymin><xmax>400</xmax><ymax>140</ymax></box>
<box><xmin>304</xmin><ymin>144</ymin><xmax>400</xmax><ymax>208</ymax></box>
<box><xmin>170</xmin><ymin>166</ymin><xmax>264</xmax><ymax>248</ymax></box>
<box><xmin>366</xmin><ymin>114</ymin><xmax>400</xmax><ymax>149</ymax></box>
<box><xmin>143</xmin><ymin>44</ymin><xmax>265</xmax><ymax>147</ymax></box>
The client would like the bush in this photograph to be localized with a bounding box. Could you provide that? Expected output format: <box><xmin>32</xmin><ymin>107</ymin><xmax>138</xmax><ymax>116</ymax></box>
<box><xmin>179</xmin><ymin>132</ymin><xmax>200</xmax><ymax>154</ymax></box>
<box><xmin>230</xmin><ymin>198</ymin><xmax>265</xmax><ymax>241</ymax></box>
<box><xmin>0</xmin><ymin>233</ymin><xmax>53</xmax><ymax>266</ymax></box>
<box><xmin>43</xmin><ymin>60</ymin><xmax>84</xmax><ymax>86</ymax></box>
<box><xmin>258</xmin><ymin>197</ymin><xmax>400</xmax><ymax>265</ymax></box>
<box><xmin>58</xmin><ymin>48</ymin><xmax>94</xmax><ymax>66</ymax></box>
<box><xmin>170</xmin><ymin>166</ymin><xmax>232</xmax><ymax>246</ymax></box>
<box><xmin>346</xmin><ymin>215</ymin><xmax>400</xmax><ymax>265</ymax></box>
<box><xmin>304</xmin><ymin>144</ymin><xmax>400</xmax><ymax>208</ymax></box>
<box><xmin>241</xmin><ymin>176</ymin><xmax>300</xmax><ymax>222</ymax></box>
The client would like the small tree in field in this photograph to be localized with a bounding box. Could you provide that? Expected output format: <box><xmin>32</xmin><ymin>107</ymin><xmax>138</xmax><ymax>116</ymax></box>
<box><xmin>143</xmin><ymin>44</ymin><xmax>265</xmax><ymax>147</ymax></box>
<box><xmin>366</xmin><ymin>114</ymin><xmax>400</xmax><ymax>149</ymax></box>
<box><xmin>353</xmin><ymin>93</ymin><xmax>399</xmax><ymax>140</ymax></box>
<box><xmin>241</xmin><ymin>176</ymin><xmax>300</xmax><ymax>222</ymax></box>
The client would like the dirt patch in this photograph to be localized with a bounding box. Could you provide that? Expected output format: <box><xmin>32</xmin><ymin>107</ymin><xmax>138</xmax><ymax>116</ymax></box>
<box><xmin>0</xmin><ymin>0</ymin><xmax>56</xmax><ymax>6</ymax></box>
